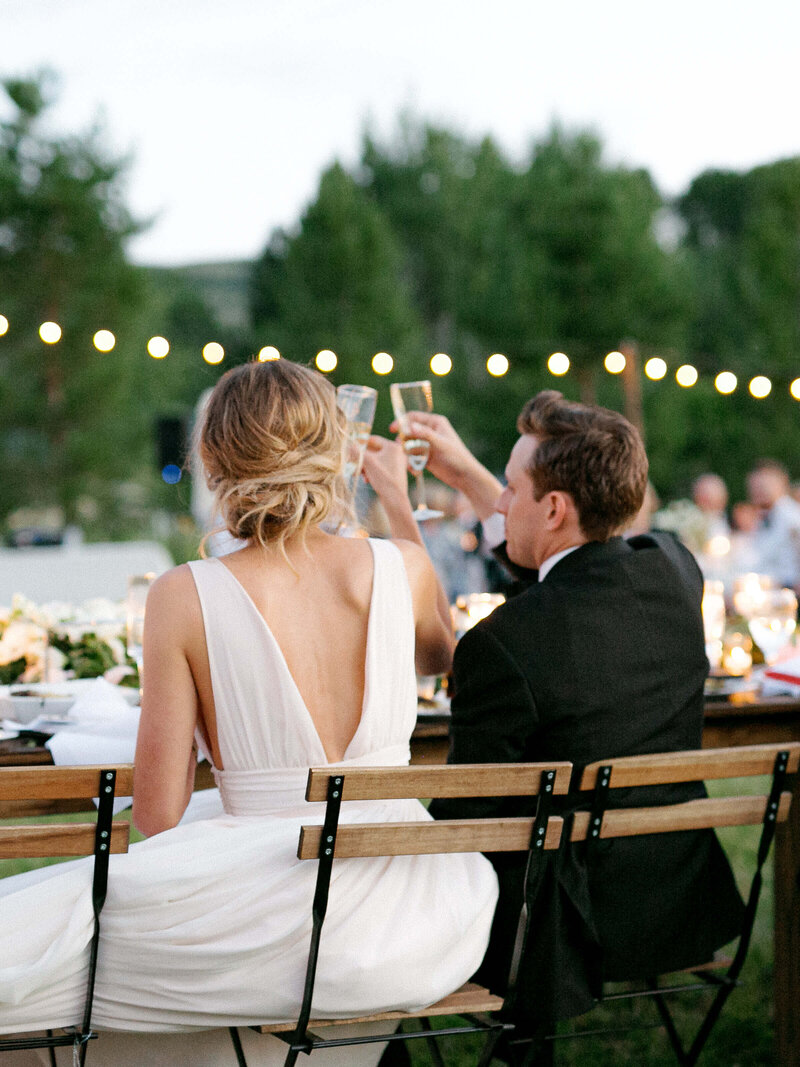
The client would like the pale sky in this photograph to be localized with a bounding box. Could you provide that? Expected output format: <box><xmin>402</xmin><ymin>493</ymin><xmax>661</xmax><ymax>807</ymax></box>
<box><xmin>2</xmin><ymin>0</ymin><xmax>799</xmax><ymax>266</ymax></box>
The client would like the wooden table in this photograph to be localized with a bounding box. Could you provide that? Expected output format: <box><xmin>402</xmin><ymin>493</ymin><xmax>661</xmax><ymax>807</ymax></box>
<box><xmin>411</xmin><ymin>697</ymin><xmax>800</xmax><ymax>1067</ymax></box>
<box><xmin>2</xmin><ymin>698</ymin><xmax>798</xmax><ymax>1062</ymax></box>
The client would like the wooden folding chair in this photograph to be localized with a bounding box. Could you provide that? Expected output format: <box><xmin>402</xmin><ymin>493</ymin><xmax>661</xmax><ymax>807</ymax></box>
<box><xmin>512</xmin><ymin>742</ymin><xmax>800</xmax><ymax>1067</ymax></box>
<box><xmin>228</xmin><ymin>761</ymin><xmax>573</xmax><ymax>1067</ymax></box>
<box><xmin>0</xmin><ymin>765</ymin><xmax>134</xmax><ymax>1066</ymax></box>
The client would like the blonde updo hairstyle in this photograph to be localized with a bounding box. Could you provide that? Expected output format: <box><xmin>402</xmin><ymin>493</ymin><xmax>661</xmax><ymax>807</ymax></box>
<box><xmin>198</xmin><ymin>360</ymin><xmax>351</xmax><ymax>556</ymax></box>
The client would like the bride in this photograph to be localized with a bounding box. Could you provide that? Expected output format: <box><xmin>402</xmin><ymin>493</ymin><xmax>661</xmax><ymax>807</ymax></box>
<box><xmin>0</xmin><ymin>359</ymin><xmax>498</xmax><ymax>1066</ymax></box>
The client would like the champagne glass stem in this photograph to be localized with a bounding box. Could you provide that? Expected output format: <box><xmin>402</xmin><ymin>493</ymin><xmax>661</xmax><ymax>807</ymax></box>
<box><xmin>414</xmin><ymin>471</ymin><xmax>428</xmax><ymax>514</ymax></box>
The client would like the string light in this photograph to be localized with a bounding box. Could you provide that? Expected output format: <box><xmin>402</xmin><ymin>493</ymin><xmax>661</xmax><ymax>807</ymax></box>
<box><xmin>372</xmin><ymin>352</ymin><xmax>393</xmax><ymax>375</ymax></box>
<box><xmin>547</xmin><ymin>352</ymin><xmax>570</xmax><ymax>376</ymax></box>
<box><xmin>315</xmin><ymin>350</ymin><xmax>337</xmax><ymax>372</ymax></box>
<box><xmin>676</xmin><ymin>364</ymin><xmax>698</xmax><ymax>387</ymax></box>
<box><xmin>6</xmin><ymin>318</ymin><xmax>800</xmax><ymax>398</ymax></box>
<box><xmin>644</xmin><ymin>357</ymin><xmax>667</xmax><ymax>380</ymax></box>
<box><xmin>749</xmin><ymin>375</ymin><xmax>771</xmax><ymax>398</ymax></box>
<box><xmin>430</xmin><ymin>352</ymin><xmax>452</xmax><ymax>376</ymax></box>
<box><xmin>147</xmin><ymin>336</ymin><xmax>169</xmax><ymax>359</ymax></box>
<box><xmin>93</xmin><ymin>329</ymin><xmax>115</xmax><ymax>352</ymax></box>
<box><xmin>604</xmin><ymin>351</ymin><xmax>626</xmax><ymax>374</ymax></box>
<box><xmin>485</xmin><ymin>353</ymin><xmax>508</xmax><ymax>376</ymax></box>
<box><xmin>39</xmin><ymin>321</ymin><xmax>62</xmax><ymax>344</ymax></box>
<box><xmin>715</xmin><ymin>371</ymin><xmax>737</xmax><ymax>394</ymax></box>
<box><xmin>202</xmin><ymin>342</ymin><xmax>225</xmax><ymax>365</ymax></box>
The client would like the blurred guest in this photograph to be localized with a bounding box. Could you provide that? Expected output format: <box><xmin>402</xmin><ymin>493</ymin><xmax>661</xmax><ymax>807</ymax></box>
<box><xmin>419</xmin><ymin>486</ymin><xmax>487</xmax><ymax>602</ymax></box>
<box><xmin>728</xmin><ymin>501</ymin><xmax>761</xmax><ymax>576</ymax></box>
<box><xmin>692</xmin><ymin>473</ymin><xmax>731</xmax><ymax>539</ymax></box>
<box><xmin>746</xmin><ymin>460</ymin><xmax>800</xmax><ymax>589</ymax></box>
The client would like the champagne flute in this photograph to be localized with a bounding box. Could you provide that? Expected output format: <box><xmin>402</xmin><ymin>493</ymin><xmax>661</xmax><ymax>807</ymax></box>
<box><xmin>337</xmin><ymin>384</ymin><xmax>378</xmax><ymax>498</ymax></box>
<box><xmin>389</xmin><ymin>380</ymin><xmax>443</xmax><ymax>521</ymax></box>
<box><xmin>334</xmin><ymin>384</ymin><xmax>377</xmax><ymax>534</ymax></box>
<box><xmin>126</xmin><ymin>573</ymin><xmax>155</xmax><ymax>693</ymax></box>
<box><xmin>747</xmin><ymin>588</ymin><xmax>798</xmax><ymax>665</ymax></box>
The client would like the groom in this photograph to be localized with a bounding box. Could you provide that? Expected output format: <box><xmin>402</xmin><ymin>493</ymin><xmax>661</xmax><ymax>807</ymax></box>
<box><xmin>365</xmin><ymin>390</ymin><xmax>743</xmax><ymax>1025</ymax></box>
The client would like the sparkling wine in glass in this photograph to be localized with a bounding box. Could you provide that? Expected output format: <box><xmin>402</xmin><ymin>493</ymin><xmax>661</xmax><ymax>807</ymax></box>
<box><xmin>335</xmin><ymin>384</ymin><xmax>377</xmax><ymax>534</ymax></box>
<box><xmin>337</xmin><ymin>385</ymin><xmax>377</xmax><ymax>495</ymax></box>
<box><xmin>389</xmin><ymin>380</ymin><xmax>443</xmax><ymax>521</ymax></box>
<box><xmin>747</xmin><ymin>588</ymin><xmax>798</xmax><ymax>665</ymax></box>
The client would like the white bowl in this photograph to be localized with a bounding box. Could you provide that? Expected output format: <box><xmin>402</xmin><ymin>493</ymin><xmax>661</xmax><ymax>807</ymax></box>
<box><xmin>0</xmin><ymin>689</ymin><xmax>76</xmax><ymax>724</ymax></box>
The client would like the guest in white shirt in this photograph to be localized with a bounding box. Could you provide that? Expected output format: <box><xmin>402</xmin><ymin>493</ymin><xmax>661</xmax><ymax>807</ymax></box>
<box><xmin>747</xmin><ymin>460</ymin><xmax>800</xmax><ymax>590</ymax></box>
<box><xmin>692</xmin><ymin>473</ymin><xmax>731</xmax><ymax>540</ymax></box>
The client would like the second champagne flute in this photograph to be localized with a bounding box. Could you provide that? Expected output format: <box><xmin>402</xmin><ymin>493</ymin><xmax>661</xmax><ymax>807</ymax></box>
<box><xmin>389</xmin><ymin>380</ymin><xmax>443</xmax><ymax>521</ymax></box>
<box><xmin>335</xmin><ymin>383</ymin><xmax>377</xmax><ymax>534</ymax></box>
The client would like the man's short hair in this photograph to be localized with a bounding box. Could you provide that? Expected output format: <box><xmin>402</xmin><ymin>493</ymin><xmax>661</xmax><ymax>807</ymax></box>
<box><xmin>516</xmin><ymin>390</ymin><xmax>648</xmax><ymax>542</ymax></box>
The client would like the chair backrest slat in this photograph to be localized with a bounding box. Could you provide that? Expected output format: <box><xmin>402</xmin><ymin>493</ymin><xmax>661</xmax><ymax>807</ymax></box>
<box><xmin>0</xmin><ymin>822</ymin><xmax>131</xmax><ymax>858</ymax></box>
<box><xmin>580</xmin><ymin>742</ymin><xmax>800</xmax><ymax>789</ymax></box>
<box><xmin>298</xmin><ymin>815</ymin><xmax>565</xmax><ymax>860</ymax></box>
<box><xmin>571</xmin><ymin>792</ymin><xmax>792</xmax><ymax>841</ymax></box>
<box><xmin>0</xmin><ymin>765</ymin><xmax>135</xmax><ymax>800</ymax></box>
<box><xmin>304</xmin><ymin>762</ymin><xmax>572</xmax><ymax>802</ymax></box>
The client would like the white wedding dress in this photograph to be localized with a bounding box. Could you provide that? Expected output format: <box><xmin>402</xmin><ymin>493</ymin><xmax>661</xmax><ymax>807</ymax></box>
<box><xmin>0</xmin><ymin>539</ymin><xmax>498</xmax><ymax>1066</ymax></box>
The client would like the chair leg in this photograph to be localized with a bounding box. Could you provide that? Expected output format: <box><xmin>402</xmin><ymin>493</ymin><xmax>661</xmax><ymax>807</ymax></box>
<box><xmin>228</xmin><ymin>1026</ymin><xmax>249</xmax><ymax>1067</ymax></box>
<box><xmin>476</xmin><ymin>1026</ymin><xmax>506</xmax><ymax>1067</ymax></box>
<box><xmin>414</xmin><ymin>1018</ymin><xmax>446</xmax><ymax>1067</ymax></box>
<box><xmin>683</xmin><ymin>984</ymin><xmax>736</xmax><ymax>1067</ymax></box>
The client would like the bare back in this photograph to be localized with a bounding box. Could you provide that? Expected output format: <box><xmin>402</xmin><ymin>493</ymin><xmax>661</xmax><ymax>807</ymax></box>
<box><xmin>189</xmin><ymin>531</ymin><xmax>379</xmax><ymax>765</ymax></box>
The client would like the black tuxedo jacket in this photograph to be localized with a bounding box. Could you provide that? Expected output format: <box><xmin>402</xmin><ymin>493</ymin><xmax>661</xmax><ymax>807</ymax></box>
<box><xmin>430</xmin><ymin>533</ymin><xmax>744</xmax><ymax>1022</ymax></box>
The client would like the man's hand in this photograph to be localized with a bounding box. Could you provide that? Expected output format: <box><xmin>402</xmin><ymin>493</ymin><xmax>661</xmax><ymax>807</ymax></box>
<box><xmin>391</xmin><ymin>411</ymin><xmax>504</xmax><ymax>521</ymax></box>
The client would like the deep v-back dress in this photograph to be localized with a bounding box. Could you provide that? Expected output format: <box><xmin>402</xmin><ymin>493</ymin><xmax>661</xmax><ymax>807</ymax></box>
<box><xmin>0</xmin><ymin>539</ymin><xmax>498</xmax><ymax>1064</ymax></box>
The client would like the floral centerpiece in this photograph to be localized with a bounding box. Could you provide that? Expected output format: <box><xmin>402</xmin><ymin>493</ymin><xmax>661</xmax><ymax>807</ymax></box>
<box><xmin>651</xmin><ymin>499</ymin><xmax>712</xmax><ymax>556</ymax></box>
<box><xmin>0</xmin><ymin>594</ymin><xmax>136</xmax><ymax>686</ymax></box>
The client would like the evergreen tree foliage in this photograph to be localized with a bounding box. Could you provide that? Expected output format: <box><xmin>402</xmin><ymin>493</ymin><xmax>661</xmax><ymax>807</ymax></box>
<box><xmin>0</xmin><ymin>72</ymin><xmax>147</xmax><ymax>524</ymax></box>
<box><xmin>250</xmin><ymin>162</ymin><xmax>424</xmax><ymax>406</ymax></box>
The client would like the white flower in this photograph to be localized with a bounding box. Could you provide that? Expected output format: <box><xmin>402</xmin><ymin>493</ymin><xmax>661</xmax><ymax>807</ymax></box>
<box><xmin>0</xmin><ymin>620</ymin><xmax>46</xmax><ymax>665</ymax></box>
<box><xmin>105</xmin><ymin>636</ymin><xmax>127</xmax><ymax>664</ymax></box>
<box><xmin>10</xmin><ymin>593</ymin><xmax>38</xmax><ymax>621</ymax></box>
<box><xmin>79</xmin><ymin>598</ymin><xmax>125</xmax><ymax>623</ymax></box>
<box><xmin>34</xmin><ymin>601</ymin><xmax>77</xmax><ymax>628</ymax></box>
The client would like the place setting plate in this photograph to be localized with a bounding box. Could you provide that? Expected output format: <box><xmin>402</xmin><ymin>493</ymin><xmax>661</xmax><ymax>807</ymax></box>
<box><xmin>0</xmin><ymin>678</ymin><xmax>139</xmax><ymax>727</ymax></box>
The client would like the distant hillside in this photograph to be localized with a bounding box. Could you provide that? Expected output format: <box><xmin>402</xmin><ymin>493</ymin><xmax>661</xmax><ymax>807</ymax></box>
<box><xmin>147</xmin><ymin>260</ymin><xmax>253</xmax><ymax>332</ymax></box>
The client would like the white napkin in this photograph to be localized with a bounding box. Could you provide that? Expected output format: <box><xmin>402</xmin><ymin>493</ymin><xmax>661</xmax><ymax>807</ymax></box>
<box><xmin>45</xmin><ymin>678</ymin><xmax>139</xmax><ymax>809</ymax></box>
<box><xmin>762</xmin><ymin>655</ymin><xmax>800</xmax><ymax>698</ymax></box>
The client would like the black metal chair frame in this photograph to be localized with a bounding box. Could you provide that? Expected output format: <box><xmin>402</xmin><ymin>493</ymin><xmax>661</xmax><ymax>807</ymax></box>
<box><xmin>229</xmin><ymin>766</ymin><xmax>561</xmax><ymax>1067</ymax></box>
<box><xmin>0</xmin><ymin>767</ymin><xmax>120</xmax><ymax>1067</ymax></box>
<box><xmin>511</xmin><ymin>748</ymin><xmax>793</xmax><ymax>1067</ymax></box>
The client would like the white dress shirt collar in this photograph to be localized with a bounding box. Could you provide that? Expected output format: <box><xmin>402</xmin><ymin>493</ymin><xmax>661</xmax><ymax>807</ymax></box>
<box><xmin>538</xmin><ymin>544</ymin><xmax>581</xmax><ymax>582</ymax></box>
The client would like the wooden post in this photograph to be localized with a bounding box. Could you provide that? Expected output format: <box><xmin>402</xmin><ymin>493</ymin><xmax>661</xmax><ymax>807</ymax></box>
<box><xmin>618</xmin><ymin>339</ymin><xmax>644</xmax><ymax>439</ymax></box>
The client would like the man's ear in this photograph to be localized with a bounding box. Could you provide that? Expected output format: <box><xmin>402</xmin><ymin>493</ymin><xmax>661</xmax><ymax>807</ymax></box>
<box><xmin>545</xmin><ymin>491</ymin><xmax>568</xmax><ymax>530</ymax></box>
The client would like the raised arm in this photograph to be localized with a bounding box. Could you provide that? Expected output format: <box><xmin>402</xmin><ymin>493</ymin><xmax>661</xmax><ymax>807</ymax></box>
<box><xmin>132</xmin><ymin>566</ymin><xmax>201</xmax><ymax>837</ymax></box>
<box><xmin>362</xmin><ymin>435</ymin><xmax>454</xmax><ymax>673</ymax></box>
<box><xmin>395</xmin><ymin>538</ymin><xmax>456</xmax><ymax>676</ymax></box>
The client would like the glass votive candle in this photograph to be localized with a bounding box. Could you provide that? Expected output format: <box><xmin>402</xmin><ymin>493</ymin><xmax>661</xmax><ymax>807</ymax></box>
<box><xmin>732</xmin><ymin>573</ymin><xmax>773</xmax><ymax>618</ymax></box>
<box><xmin>722</xmin><ymin>631</ymin><xmax>753</xmax><ymax>676</ymax></box>
<box><xmin>702</xmin><ymin>580</ymin><xmax>726</xmax><ymax>641</ymax></box>
<box><xmin>456</xmin><ymin>593</ymin><xmax>506</xmax><ymax>629</ymax></box>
